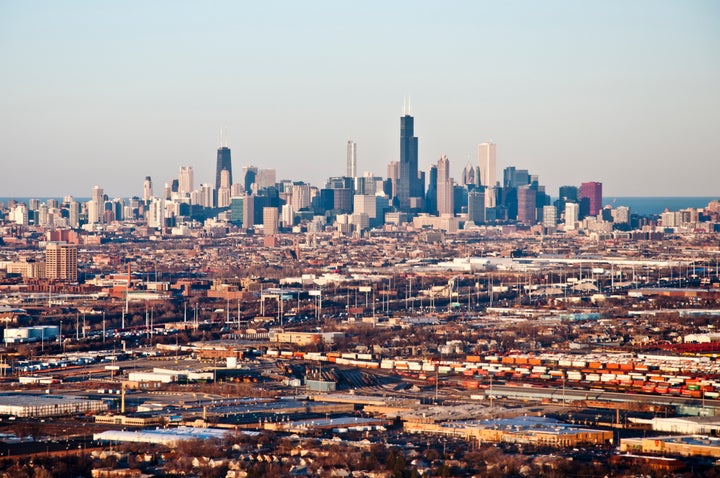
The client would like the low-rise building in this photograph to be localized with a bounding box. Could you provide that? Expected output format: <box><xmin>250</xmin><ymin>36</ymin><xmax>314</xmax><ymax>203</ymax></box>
<box><xmin>620</xmin><ymin>435</ymin><xmax>720</xmax><ymax>458</ymax></box>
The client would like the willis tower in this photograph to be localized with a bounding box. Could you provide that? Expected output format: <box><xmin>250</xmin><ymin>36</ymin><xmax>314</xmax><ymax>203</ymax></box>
<box><xmin>397</xmin><ymin>100</ymin><xmax>421</xmax><ymax>211</ymax></box>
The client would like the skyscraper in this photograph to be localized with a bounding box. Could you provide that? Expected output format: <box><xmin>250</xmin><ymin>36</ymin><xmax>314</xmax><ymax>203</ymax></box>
<box><xmin>347</xmin><ymin>140</ymin><xmax>357</xmax><ymax>178</ymax></box>
<box><xmin>216</xmin><ymin>146</ymin><xmax>232</xmax><ymax>191</ymax></box>
<box><xmin>467</xmin><ymin>190</ymin><xmax>485</xmax><ymax>224</ymax></box>
<box><xmin>143</xmin><ymin>176</ymin><xmax>153</xmax><ymax>201</ymax></box>
<box><xmin>580</xmin><ymin>181</ymin><xmax>603</xmax><ymax>217</ymax></box>
<box><xmin>179</xmin><ymin>166</ymin><xmax>194</xmax><ymax>197</ymax></box>
<box><xmin>436</xmin><ymin>155</ymin><xmax>454</xmax><ymax>216</ymax></box>
<box><xmin>387</xmin><ymin>161</ymin><xmax>399</xmax><ymax>200</ymax></box>
<box><xmin>478</xmin><ymin>142</ymin><xmax>496</xmax><ymax>188</ymax></box>
<box><xmin>517</xmin><ymin>186</ymin><xmax>537</xmax><ymax>225</ymax></box>
<box><xmin>398</xmin><ymin>106</ymin><xmax>421</xmax><ymax>210</ymax></box>
<box><xmin>565</xmin><ymin>202</ymin><xmax>579</xmax><ymax>230</ymax></box>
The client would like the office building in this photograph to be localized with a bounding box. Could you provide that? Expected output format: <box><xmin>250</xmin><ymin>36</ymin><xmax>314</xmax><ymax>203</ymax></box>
<box><xmin>565</xmin><ymin>202</ymin><xmax>579</xmax><ymax>230</ymax></box>
<box><xmin>353</xmin><ymin>194</ymin><xmax>378</xmax><ymax>223</ymax></box>
<box><xmin>347</xmin><ymin>140</ymin><xmax>357</xmax><ymax>178</ymax></box>
<box><xmin>397</xmin><ymin>107</ymin><xmax>421</xmax><ymax>210</ymax></box>
<box><xmin>517</xmin><ymin>186</ymin><xmax>537</xmax><ymax>225</ymax></box>
<box><xmin>467</xmin><ymin>189</ymin><xmax>485</xmax><ymax>224</ymax></box>
<box><xmin>143</xmin><ymin>176</ymin><xmax>153</xmax><ymax>201</ymax></box>
<box><xmin>45</xmin><ymin>242</ymin><xmax>78</xmax><ymax>282</ymax></box>
<box><xmin>612</xmin><ymin>205</ymin><xmax>630</xmax><ymax>224</ymax></box>
<box><xmin>178</xmin><ymin>166</ymin><xmax>194</xmax><ymax>197</ymax></box>
<box><xmin>436</xmin><ymin>155</ymin><xmax>454</xmax><ymax>216</ymax></box>
<box><xmin>580</xmin><ymin>181</ymin><xmax>603</xmax><ymax>217</ymax></box>
<box><xmin>242</xmin><ymin>166</ymin><xmax>258</xmax><ymax>194</ymax></box>
<box><xmin>387</xmin><ymin>161</ymin><xmax>399</xmax><ymax>200</ymax></box>
<box><xmin>543</xmin><ymin>205</ymin><xmax>557</xmax><ymax>228</ymax></box>
<box><xmin>215</xmin><ymin>146</ymin><xmax>232</xmax><ymax>191</ymax></box>
<box><xmin>217</xmin><ymin>170</ymin><xmax>231</xmax><ymax>207</ymax></box>
<box><xmin>291</xmin><ymin>184</ymin><xmax>311</xmax><ymax>211</ymax></box>
<box><xmin>478</xmin><ymin>142</ymin><xmax>496</xmax><ymax>187</ymax></box>
<box><xmin>256</xmin><ymin>169</ymin><xmax>277</xmax><ymax>190</ymax></box>
<box><xmin>462</xmin><ymin>163</ymin><xmax>480</xmax><ymax>188</ymax></box>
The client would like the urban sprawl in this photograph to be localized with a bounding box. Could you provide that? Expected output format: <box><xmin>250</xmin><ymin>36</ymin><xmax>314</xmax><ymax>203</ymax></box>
<box><xmin>1</xmin><ymin>112</ymin><xmax>720</xmax><ymax>477</ymax></box>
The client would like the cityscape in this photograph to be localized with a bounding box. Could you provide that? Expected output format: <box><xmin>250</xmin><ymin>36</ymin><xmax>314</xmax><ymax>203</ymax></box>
<box><xmin>0</xmin><ymin>105</ymin><xmax>719</xmax><ymax>477</ymax></box>
<box><xmin>2</xmin><ymin>2</ymin><xmax>720</xmax><ymax>478</ymax></box>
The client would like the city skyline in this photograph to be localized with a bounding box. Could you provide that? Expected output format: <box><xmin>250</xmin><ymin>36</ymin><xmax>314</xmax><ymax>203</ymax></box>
<box><xmin>1</xmin><ymin>1</ymin><xmax>719</xmax><ymax>197</ymax></box>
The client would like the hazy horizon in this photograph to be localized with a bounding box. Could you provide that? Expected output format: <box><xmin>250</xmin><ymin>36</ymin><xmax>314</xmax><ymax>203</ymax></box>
<box><xmin>1</xmin><ymin>1</ymin><xmax>718</xmax><ymax>198</ymax></box>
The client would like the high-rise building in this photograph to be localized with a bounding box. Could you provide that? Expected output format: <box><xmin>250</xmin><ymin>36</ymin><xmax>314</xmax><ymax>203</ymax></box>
<box><xmin>397</xmin><ymin>108</ymin><xmax>421</xmax><ymax>210</ymax></box>
<box><xmin>242</xmin><ymin>166</ymin><xmax>258</xmax><ymax>194</ymax></box>
<box><xmin>387</xmin><ymin>161</ymin><xmax>399</xmax><ymax>200</ymax></box>
<box><xmin>291</xmin><ymin>184</ymin><xmax>311</xmax><ymax>210</ymax></box>
<box><xmin>45</xmin><ymin>243</ymin><xmax>78</xmax><ymax>282</ymax></box>
<box><xmin>256</xmin><ymin>169</ymin><xmax>277</xmax><ymax>190</ymax></box>
<box><xmin>478</xmin><ymin>142</ymin><xmax>496</xmax><ymax>187</ymax></box>
<box><xmin>517</xmin><ymin>186</ymin><xmax>537</xmax><ymax>225</ymax></box>
<box><xmin>425</xmin><ymin>165</ymin><xmax>438</xmax><ymax>215</ymax></box>
<box><xmin>333</xmin><ymin>189</ymin><xmax>353</xmax><ymax>213</ymax></box>
<box><xmin>347</xmin><ymin>140</ymin><xmax>357</xmax><ymax>178</ymax></box>
<box><xmin>90</xmin><ymin>186</ymin><xmax>104</xmax><ymax>224</ymax></box>
<box><xmin>146</xmin><ymin>198</ymin><xmax>165</xmax><ymax>228</ymax></box>
<box><xmin>143</xmin><ymin>176</ymin><xmax>153</xmax><ymax>201</ymax></box>
<box><xmin>179</xmin><ymin>166</ymin><xmax>194</xmax><ymax>197</ymax></box>
<box><xmin>199</xmin><ymin>184</ymin><xmax>215</xmax><ymax>208</ymax></box>
<box><xmin>543</xmin><ymin>205</ymin><xmax>557</xmax><ymax>228</ymax></box>
<box><xmin>467</xmin><ymin>190</ymin><xmax>485</xmax><ymax>224</ymax></box>
<box><xmin>281</xmin><ymin>204</ymin><xmax>295</xmax><ymax>228</ymax></box>
<box><xmin>216</xmin><ymin>146</ymin><xmax>232</xmax><ymax>191</ymax></box>
<box><xmin>68</xmin><ymin>201</ymin><xmax>80</xmax><ymax>228</ymax></box>
<box><xmin>262</xmin><ymin>207</ymin><xmax>279</xmax><ymax>236</ymax></box>
<box><xmin>217</xmin><ymin>170</ymin><xmax>231</xmax><ymax>207</ymax></box>
<box><xmin>565</xmin><ymin>202</ymin><xmax>579</xmax><ymax>230</ymax></box>
<box><xmin>462</xmin><ymin>163</ymin><xmax>481</xmax><ymax>188</ymax></box>
<box><xmin>580</xmin><ymin>181</ymin><xmax>602</xmax><ymax>217</ymax></box>
<box><xmin>436</xmin><ymin>155</ymin><xmax>454</xmax><ymax>216</ymax></box>
<box><xmin>612</xmin><ymin>205</ymin><xmax>630</xmax><ymax>224</ymax></box>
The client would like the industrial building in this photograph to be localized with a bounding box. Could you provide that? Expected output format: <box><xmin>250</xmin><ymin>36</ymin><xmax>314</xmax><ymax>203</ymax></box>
<box><xmin>93</xmin><ymin>426</ymin><xmax>254</xmax><ymax>446</ymax></box>
<box><xmin>3</xmin><ymin>325</ymin><xmax>59</xmax><ymax>344</ymax></box>
<box><xmin>404</xmin><ymin>416</ymin><xmax>613</xmax><ymax>447</ymax></box>
<box><xmin>628</xmin><ymin>416</ymin><xmax>720</xmax><ymax>435</ymax></box>
<box><xmin>620</xmin><ymin>435</ymin><xmax>720</xmax><ymax>458</ymax></box>
<box><xmin>0</xmin><ymin>392</ymin><xmax>108</xmax><ymax>418</ymax></box>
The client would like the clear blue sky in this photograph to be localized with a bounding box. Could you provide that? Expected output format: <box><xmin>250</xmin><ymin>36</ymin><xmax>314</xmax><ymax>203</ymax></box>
<box><xmin>1</xmin><ymin>1</ymin><xmax>718</xmax><ymax>197</ymax></box>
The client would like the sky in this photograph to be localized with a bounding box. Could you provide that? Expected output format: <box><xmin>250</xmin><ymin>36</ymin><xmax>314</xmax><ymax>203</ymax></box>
<box><xmin>1</xmin><ymin>1</ymin><xmax>719</xmax><ymax>198</ymax></box>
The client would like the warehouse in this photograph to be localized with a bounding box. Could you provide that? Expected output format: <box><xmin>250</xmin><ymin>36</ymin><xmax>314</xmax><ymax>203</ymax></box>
<box><xmin>621</xmin><ymin>435</ymin><xmax>720</xmax><ymax>458</ymax></box>
<box><xmin>0</xmin><ymin>392</ymin><xmax>108</xmax><ymax>418</ymax></box>
<box><xmin>93</xmin><ymin>426</ymin><xmax>256</xmax><ymax>446</ymax></box>
<box><xmin>404</xmin><ymin>416</ymin><xmax>613</xmax><ymax>447</ymax></box>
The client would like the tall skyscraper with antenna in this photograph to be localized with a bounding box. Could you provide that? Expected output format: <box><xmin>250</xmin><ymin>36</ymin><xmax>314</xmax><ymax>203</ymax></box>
<box><xmin>397</xmin><ymin>98</ymin><xmax>421</xmax><ymax>211</ymax></box>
